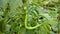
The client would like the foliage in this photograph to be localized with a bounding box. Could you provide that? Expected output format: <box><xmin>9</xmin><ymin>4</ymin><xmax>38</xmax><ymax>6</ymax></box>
<box><xmin>0</xmin><ymin>0</ymin><xmax>59</xmax><ymax>34</ymax></box>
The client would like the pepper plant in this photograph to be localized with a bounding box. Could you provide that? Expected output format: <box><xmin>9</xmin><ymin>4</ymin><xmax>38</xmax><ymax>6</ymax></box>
<box><xmin>0</xmin><ymin>0</ymin><xmax>59</xmax><ymax>34</ymax></box>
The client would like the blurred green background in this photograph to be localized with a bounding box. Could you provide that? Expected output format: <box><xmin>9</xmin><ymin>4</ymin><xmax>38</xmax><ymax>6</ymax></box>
<box><xmin>0</xmin><ymin>0</ymin><xmax>60</xmax><ymax>34</ymax></box>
